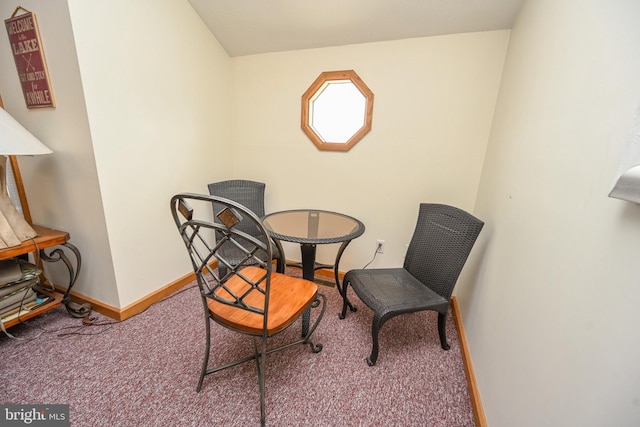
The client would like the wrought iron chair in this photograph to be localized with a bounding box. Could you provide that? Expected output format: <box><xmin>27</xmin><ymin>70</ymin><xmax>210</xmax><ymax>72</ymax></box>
<box><xmin>170</xmin><ymin>193</ymin><xmax>326</xmax><ymax>426</ymax></box>
<box><xmin>208</xmin><ymin>180</ymin><xmax>285</xmax><ymax>274</ymax></box>
<box><xmin>341</xmin><ymin>203</ymin><xmax>483</xmax><ymax>366</ymax></box>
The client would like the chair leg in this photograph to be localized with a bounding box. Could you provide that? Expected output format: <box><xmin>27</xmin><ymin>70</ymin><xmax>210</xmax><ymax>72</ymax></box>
<box><xmin>273</xmin><ymin>238</ymin><xmax>286</xmax><ymax>274</ymax></box>
<box><xmin>340</xmin><ymin>279</ymin><xmax>350</xmax><ymax>319</ymax></box>
<box><xmin>197</xmin><ymin>314</ymin><xmax>212</xmax><ymax>392</ymax></box>
<box><xmin>303</xmin><ymin>293</ymin><xmax>327</xmax><ymax>353</ymax></box>
<box><xmin>253</xmin><ymin>336</ymin><xmax>267</xmax><ymax>427</ymax></box>
<box><xmin>197</xmin><ymin>296</ymin><xmax>324</xmax><ymax>425</ymax></box>
<box><xmin>438</xmin><ymin>312</ymin><xmax>450</xmax><ymax>350</ymax></box>
<box><xmin>367</xmin><ymin>315</ymin><xmax>383</xmax><ymax>366</ymax></box>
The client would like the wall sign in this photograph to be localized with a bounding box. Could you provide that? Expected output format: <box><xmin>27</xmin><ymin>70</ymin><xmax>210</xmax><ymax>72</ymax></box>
<box><xmin>4</xmin><ymin>7</ymin><xmax>55</xmax><ymax>108</ymax></box>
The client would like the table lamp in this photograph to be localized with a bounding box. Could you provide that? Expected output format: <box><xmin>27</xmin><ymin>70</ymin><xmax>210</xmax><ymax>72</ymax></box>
<box><xmin>0</xmin><ymin>107</ymin><xmax>52</xmax><ymax>248</ymax></box>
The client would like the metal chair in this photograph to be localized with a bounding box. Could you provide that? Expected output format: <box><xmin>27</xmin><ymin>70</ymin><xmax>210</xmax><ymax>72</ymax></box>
<box><xmin>170</xmin><ymin>193</ymin><xmax>326</xmax><ymax>426</ymax></box>
<box><xmin>341</xmin><ymin>203</ymin><xmax>483</xmax><ymax>366</ymax></box>
<box><xmin>208</xmin><ymin>180</ymin><xmax>285</xmax><ymax>274</ymax></box>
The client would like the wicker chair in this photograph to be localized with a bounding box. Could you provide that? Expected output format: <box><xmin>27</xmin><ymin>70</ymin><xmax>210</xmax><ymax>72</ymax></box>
<box><xmin>208</xmin><ymin>180</ymin><xmax>285</xmax><ymax>275</ymax></box>
<box><xmin>341</xmin><ymin>203</ymin><xmax>483</xmax><ymax>366</ymax></box>
<box><xmin>170</xmin><ymin>193</ymin><xmax>326</xmax><ymax>426</ymax></box>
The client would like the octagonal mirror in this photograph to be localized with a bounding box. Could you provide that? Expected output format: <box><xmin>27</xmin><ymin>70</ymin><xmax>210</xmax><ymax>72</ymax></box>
<box><xmin>301</xmin><ymin>70</ymin><xmax>374</xmax><ymax>151</ymax></box>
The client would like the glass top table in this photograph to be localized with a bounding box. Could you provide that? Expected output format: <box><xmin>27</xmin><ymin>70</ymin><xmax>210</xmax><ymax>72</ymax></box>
<box><xmin>263</xmin><ymin>209</ymin><xmax>365</xmax><ymax>246</ymax></box>
<box><xmin>263</xmin><ymin>209</ymin><xmax>365</xmax><ymax>324</ymax></box>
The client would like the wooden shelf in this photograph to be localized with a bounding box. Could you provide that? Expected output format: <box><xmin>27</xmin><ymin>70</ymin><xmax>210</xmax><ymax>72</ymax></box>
<box><xmin>1</xmin><ymin>290</ymin><xmax>63</xmax><ymax>329</ymax></box>
<box><xmin>0</xmin><ymin>225</ymin><xmax>73</xmax><ymax>329</ymax></box>
<box><xmin>0</xmin><ymin>225</ymin><xmax>69</xmax><ymax>259</ymax></box>
<box><xmin>0</xmin><ymin>152</ymin><xmax>82</xmax><ymax>329</ymax></box>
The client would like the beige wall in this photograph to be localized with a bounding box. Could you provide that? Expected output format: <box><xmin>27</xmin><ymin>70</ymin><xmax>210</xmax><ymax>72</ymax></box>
<box><xmin>0</xmin><ymin>0</ymin><xmax>233</xmax><ymax>308</ymax></box>
<box><xmin>0</xmin><ymin>0</ymin><xmax>118</xmax><ymax>305</ymax></box>
<box><xmin>461</xmin><ymin>0</ymin><xmax>640</xmax><ymax>425</ymax></box>
<box><xmin>67</xmin><ymin>0</ymin><xmax>233</xmax><ymax>307</ymax></box>
<box><xmin>230</xmin><ymin>31</ymin><xmax>509</xmax><ymax>270</ymax></box>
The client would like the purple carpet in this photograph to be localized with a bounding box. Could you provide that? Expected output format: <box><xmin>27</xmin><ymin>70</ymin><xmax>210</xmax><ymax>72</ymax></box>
<box><xmin>0</xmin><ymin>271</ymin><xmax>475</xmax><ymax>426</ymax></box>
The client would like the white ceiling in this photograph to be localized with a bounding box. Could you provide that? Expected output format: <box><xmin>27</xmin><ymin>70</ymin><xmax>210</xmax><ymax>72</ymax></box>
<box><xmin>188</xmin><ymin>0</ymin><xmax>525</xmax><ymax>57</ymax></box>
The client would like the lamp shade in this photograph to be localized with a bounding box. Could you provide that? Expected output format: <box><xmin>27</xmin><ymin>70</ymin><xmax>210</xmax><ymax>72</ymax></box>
<box><xmin>0</xmin><ymin>108</ymin><xmax>52</xmax><ymax>155</ymax></box>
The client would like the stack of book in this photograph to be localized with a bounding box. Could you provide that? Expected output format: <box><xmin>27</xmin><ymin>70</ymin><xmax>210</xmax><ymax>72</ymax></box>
<box><xmin>0</xmin><ymin>258</ymin><xmax>50</xmax><ymax>324</ymax></box>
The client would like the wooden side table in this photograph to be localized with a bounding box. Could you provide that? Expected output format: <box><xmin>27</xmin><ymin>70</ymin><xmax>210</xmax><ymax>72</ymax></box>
<box><xmin>0</xmin><ymin>224</ymin><xmax>81</xmax><ymax>329</ymax></box>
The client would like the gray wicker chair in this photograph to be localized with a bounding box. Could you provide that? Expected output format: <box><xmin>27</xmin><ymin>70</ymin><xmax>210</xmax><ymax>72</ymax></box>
<box><xmin>170</xmin><ymin>193</ymin><xmax>326</xmax><ymax>426</ymax></box>
<box><xmin>341</xmin><ymin>203</ymin><xmax>484</xmax><ymax>366</ymax></box>
<box><xmin>208</xmin><ymin>180</ymin><xmax>285</xmax><ymax>275</ymax></box>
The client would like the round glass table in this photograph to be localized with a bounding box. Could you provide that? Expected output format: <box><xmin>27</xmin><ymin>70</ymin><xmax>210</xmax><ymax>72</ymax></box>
<box><xmin>263</xmin><ymin>209</ymin><xmax>365</xmax><ymax>328</ymax></box>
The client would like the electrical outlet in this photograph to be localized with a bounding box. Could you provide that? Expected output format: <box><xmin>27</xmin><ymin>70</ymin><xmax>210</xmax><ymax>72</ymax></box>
<box><xmin>376</xmin><ymin>240</ymin><xmax>385</xmax><ymax>254</ymax></box>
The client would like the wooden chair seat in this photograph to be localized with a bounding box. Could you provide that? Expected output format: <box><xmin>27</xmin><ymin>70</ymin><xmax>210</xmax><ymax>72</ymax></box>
<box><xmin>208</xmin><ymin>266</ymin><xmax>318</xmax><ymax>335</ymax></box>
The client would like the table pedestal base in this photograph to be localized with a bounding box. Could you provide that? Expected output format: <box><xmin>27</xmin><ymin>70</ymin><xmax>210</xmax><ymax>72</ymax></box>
<box><xmin>293</xmin><ymin>241</ymin><xmax>356</xmax><ymax>335</ymax></box>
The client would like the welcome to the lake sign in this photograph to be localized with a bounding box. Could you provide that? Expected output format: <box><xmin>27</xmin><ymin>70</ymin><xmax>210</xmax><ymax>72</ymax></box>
<box><xmin>5</xmin><ymin>8</ymin><xmax>55</xmax><ymax>108</ymax></box>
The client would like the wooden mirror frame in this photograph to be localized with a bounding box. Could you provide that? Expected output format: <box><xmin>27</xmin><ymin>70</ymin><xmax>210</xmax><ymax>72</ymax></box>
<box><xmin>301</xmin><ymin>70</ymin><xmax>374</xmax><ymax>152</ymax></box>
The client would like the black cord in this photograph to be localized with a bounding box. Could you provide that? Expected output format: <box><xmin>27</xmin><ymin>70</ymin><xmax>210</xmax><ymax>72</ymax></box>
<box><xmin>361</xmin><ymin>244</ymin><xmax>380</xmax><ymax>269</ymax></box>
<box><xmin>57</xmin><ymin>283</ymin><xmax>198</xmax><ymax>337</ymax></box>
<box><xmin>3</xmin><ymin>281</ymin><xmax>199</xmax><ymax>340</ymax></box>
<box><xmin>56</xmin><ymin>317</ymin><xmax>116</xmax><ymax>337</ymax></box>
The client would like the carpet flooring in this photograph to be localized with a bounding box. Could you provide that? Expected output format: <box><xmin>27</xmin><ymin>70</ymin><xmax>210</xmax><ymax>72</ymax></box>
<box><xmin>0</xmin><ymin>272</ymin><xmax>475</xmax><ymax>426</ymax></box>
